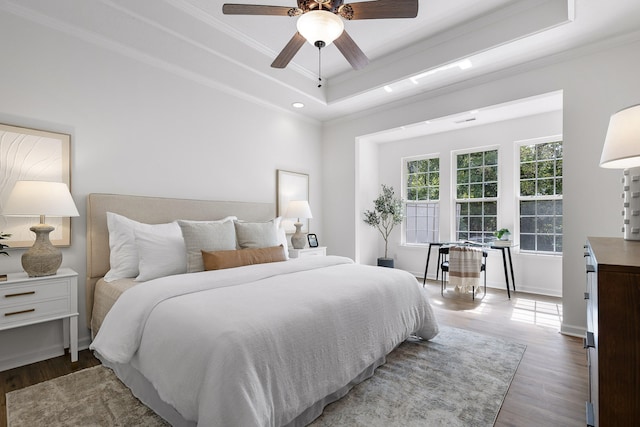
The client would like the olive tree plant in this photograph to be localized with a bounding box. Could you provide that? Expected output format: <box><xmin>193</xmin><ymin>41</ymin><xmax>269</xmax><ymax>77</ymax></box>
<box><xmin>363</xmin><ymin>185</ymin><xmax>404</xmax><ymax>259</ymax></box>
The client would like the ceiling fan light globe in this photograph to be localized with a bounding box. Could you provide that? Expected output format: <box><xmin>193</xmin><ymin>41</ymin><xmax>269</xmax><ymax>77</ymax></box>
<box><xmin>297</xmin><ymin>10</ymin><xmax>344</xmax><ymax>47</ymax></box>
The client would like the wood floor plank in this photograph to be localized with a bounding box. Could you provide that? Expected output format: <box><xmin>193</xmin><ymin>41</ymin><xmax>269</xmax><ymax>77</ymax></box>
<box><xmin>1</xmin><ymin>282</ymin><xmax>587</xmax><ymax>427</ymax></box>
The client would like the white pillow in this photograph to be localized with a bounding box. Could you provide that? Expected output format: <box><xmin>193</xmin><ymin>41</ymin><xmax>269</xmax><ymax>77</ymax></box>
<box><xmin>104</xmin><ymin>212</ymin><xmax>139</xmax><ymax>282</ymax></box>
<box><xmin>234</xmin><ymin>218</ymin><xmax>280</xmax><ymax>249</ymax></box>
<box><xmin>275</xmin><ymin>217</ymin><xmax>289</xmax><ymax>259</ymax></box>
<box><xmin>178</xmin><ymin>217</ymin><xmax>237</xmax><ymax>273</ymax></box>
<box><xmin>134</xmin><ymin>222</ymin><xmax>187</xmax><ymax>281</ymax></box>
<box><xmin>104</xmin><ymin>212</ymin><xmax>180</xmax><ymax>282</ymax></box>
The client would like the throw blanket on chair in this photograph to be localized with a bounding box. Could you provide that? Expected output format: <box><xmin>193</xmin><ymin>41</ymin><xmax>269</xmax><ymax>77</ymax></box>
<box><xmin>449</xmin><ymin>246</ymin><xmax>482</xmax><ymax>293</ymax></box>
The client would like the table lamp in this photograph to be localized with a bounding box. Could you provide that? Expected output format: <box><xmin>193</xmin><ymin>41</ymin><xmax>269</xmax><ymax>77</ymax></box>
<box><xmin>600</xmin><ymin>104</ymin><xmax>640</xmax><ymax>240</ymax></box>
<box><xmin>2</xmin><ymin>181</ymin><xmax>79</xmax><ymax>276</ymax></box>
<box><xmin>286</xmin><ymin>200</ymin><xmax>313</xmax><ymax>249</ymax></box>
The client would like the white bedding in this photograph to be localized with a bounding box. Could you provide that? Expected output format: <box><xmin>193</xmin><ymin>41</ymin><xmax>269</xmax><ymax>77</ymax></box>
<box><xmin>91</xmin><ymin>256</ymin><xmax>439</xmax><ymax>426</ymax></box>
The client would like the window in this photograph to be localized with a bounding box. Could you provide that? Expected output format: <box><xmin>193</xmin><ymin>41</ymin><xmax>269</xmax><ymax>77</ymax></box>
<box><xmin>405</xmin><ymin>156</ymin><xmax>439</xmax><ymax>244</ymax></box>
<box><xmin>455</xmin><ymin>148</ymin><xmax>498</xmax><ymax>243</ymax></box>
<box><xmin>519</xmin><ymin>140</ymin><xmax>563</xmax><ymax>253</ymax></box>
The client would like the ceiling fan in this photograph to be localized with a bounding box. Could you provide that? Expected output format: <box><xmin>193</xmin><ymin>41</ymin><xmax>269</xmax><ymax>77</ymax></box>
<box><xmin>222</xmin><ymin>0</ymin><xmax>419</xmax><ymax>72</ymax></box>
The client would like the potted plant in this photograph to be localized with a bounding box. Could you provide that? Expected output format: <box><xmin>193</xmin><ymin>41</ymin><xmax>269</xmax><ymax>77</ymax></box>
<box><xmin>494</xmin><ymin>228</ymin><xmax>511</xmax><ymax>241</ymax></box>
<box><xmin>363</xmin><ymin>185</ymin><xmax>404</xmax><ymax>268</ymax></box>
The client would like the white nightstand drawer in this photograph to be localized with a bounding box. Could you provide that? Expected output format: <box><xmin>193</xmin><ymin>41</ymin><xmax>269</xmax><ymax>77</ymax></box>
<box><xmin>289</xmin><ymin>247</ymin><xmax>327</xmax><ymax>258</ymax></box>
<box><xmin>0</xmin><ymin>297</ymin><xmax>70</xmax><ymax>327</ymax></box>
<box><xmin>0</xmin><ymin>280</ymin><xmax>70</xmax><ymax>308</ymax></box>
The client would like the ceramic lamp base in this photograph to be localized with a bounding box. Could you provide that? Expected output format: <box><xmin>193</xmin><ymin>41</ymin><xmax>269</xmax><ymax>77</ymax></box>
<box><xmin>290</xmin><ymin>222</ymin><xmax>307</xmax><ymax>249</ymax></box>
<box><xmin>22</xmin><ymin>224</ymin><xmax>62</xmax><ymax>277</ymax></box>
<box><xmin>623</xmin><ymin>167</ymin><xmax>640</xmax><ymax>241</ymax></box>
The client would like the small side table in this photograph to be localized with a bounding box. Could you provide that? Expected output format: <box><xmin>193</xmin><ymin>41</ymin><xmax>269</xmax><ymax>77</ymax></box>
<box><xmin>289</xmin><ymin>246</ymin><xmax>327</xmax><ymax>259</ymax></box>
<box><xmin>0</xmin><ymin>268</ymin><xmax>78</xmax><ymax>363</ymax></box>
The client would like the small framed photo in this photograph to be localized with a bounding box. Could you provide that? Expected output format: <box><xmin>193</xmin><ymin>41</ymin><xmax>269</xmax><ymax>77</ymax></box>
<box><xmin>307</xmin><ymin>233</ymin><xmax>318</xmax><ymax>248</ymax></box>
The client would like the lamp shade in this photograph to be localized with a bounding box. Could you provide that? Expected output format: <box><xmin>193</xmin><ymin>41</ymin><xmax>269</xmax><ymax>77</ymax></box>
<box><xmin>600</xmin><ymin>104</ymin><xmax>640</xmax><ymax>169</ymax></box>
<box><xmin>286</xmin><ymin>200</ymin><xmax>313</xmax><ymax>219</ymax></box>
<box><xmin>297</xmin><ymin>10</ymin><xmax>344</xmax><ymax>46</ymax></box>
<box><xmin>3</xmin><ymin>181</ymin><xmax>79</xmax><ymax>217</ymax></box>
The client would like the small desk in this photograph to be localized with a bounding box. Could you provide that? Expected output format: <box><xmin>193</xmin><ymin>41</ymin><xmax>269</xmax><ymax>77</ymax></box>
<box><xmin>423</xmin><ymin>242</ymin><xmax>516</xmax><ymax>298</ymax></box>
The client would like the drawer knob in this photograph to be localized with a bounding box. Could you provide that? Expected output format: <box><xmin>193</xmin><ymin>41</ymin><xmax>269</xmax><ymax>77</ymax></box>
<box><xmin>5</xmin><ymin>308</ymin><xmax>35</xmax><ymax>317</ymax></box>
<box><xmin>5</xmin><ymin>291</ymin><xmax>36</xmax><ymax>298</ymax></box>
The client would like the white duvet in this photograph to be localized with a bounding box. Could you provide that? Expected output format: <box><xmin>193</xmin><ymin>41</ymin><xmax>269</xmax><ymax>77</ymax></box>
<box><xmin>91</xmin><ymin>256</ymin><xmax>439</xmax><ymax>426</ymax></box>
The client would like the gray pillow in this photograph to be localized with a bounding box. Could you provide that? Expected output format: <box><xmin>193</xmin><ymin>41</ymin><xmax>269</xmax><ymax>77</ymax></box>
<box><xmin>178</xmin><ymin>218</ymin><xmax>237</xmax><ymax>273</ymax></box>
<box><xmin>234</xmin><ymin>219</ymin><xmax>279</xmax><ymax>249</ymax></box>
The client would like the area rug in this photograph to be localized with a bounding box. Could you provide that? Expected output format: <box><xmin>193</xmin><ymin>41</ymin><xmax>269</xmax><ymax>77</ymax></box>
<box><xmin>6</xmin><ymin>327</ymin><xmax>525</xmax><ymax>427</ymax></box>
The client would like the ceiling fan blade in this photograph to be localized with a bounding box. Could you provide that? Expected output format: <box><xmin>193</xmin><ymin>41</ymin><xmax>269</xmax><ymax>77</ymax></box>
<box><xmin>341</xmin><ymin>0</ymin><xmax>418</xmax><ymax>20</ymax></box>
<box><xmin>333</xmin><ymin>30</ymin><xmax>369</xmax><ymax>70</ymax></box>
<box><xmin>271</xmin><ymin>32</ymin><xmax>306</xmax><ymax>68</ymax></box>
<box><xmin>222</xmin><ymin>4</ymin><xmax>296</xmax><ymax>16</ymax></box>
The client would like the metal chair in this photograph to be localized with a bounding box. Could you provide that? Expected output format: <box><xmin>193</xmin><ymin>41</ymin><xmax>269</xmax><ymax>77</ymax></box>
<box><xmin>440</xmin><ymin>246</ymin><xmax>487</xmax><ymax>300</ymax></box>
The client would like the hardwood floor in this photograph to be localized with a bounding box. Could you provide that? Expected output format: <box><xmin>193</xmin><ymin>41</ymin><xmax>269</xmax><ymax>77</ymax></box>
<box><xmin>423</xmin><ymin>280</ymin><xmax>588</xmax><ymax>426</ymax></box>
<box><xmin>1</xmin><ymin>282</ymin><xmax>587</xmax><ymax>427</ymax></box>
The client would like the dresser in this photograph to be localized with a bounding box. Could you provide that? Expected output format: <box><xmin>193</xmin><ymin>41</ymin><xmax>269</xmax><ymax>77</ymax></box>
<box><xmin>584</xmin><ymin>237</ymin><xmax>640</xmax><ymax>426</ymax></box>
<box><xmin>0</xmin><ymin>268</ymin><xmax>78</xmax><ymax>363</ymax></box>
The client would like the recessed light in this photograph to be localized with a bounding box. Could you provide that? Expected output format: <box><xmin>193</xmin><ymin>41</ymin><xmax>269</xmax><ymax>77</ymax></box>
<box><xmin>384</xmin><ymin>85</ymin><xmax>393</xmax><ymax>93</ymax></box>
<box><xmin>292</xmin><ymin>102</ymin><xmax>305</xmax><ymax>108</ymax></box>
<box><xmin>470</xmin><ymin>109</ymin><xmax>479</xmax><ymax>114</ymax></box>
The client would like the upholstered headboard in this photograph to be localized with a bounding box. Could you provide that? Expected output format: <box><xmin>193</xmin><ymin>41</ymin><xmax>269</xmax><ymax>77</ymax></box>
<box><xmin>85</xmin><ymin>193</ymin><xmax>275</xmax><ymax>323</ymax></box>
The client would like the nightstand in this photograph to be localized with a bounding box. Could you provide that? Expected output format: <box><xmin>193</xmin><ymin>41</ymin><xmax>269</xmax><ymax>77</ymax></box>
<box><xmin>0</xmin><ymin>268</ymin><xmax>78</xmax><ymax>363</ymax></box>
<box><xmin>289</xmin><ymin>246</ymin><xmax>327</xmax><ymax>258</ymax></box>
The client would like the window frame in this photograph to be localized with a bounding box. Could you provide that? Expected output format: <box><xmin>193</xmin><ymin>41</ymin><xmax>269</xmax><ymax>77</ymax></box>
<box><xmin>515</xmin><ymin>135</ymin><xmax>563</xmax><ymax>256</ymax></box>
<box><xmin>452</xmin><ymin>145</ymin><xmax>500</xmax><ymax>244</ymax></box>
<box><xmin>402</xmin><ymin>154</ymin><xmax>440</xmax><ymax>246</ymax></box>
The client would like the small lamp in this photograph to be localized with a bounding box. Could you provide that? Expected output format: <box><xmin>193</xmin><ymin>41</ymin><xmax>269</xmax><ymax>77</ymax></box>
<box><xmin>286</xmin><ymin>200</ymin><xmax>313</xmax><ymax>249</ymax></box>
<box><xmin>2</xmin><ymin>181</ymin><xmax>79</xmax><ymax>277</ymax></box>
<box><xmin>600</xmin><ymin>104</ymin><xmax>640</xmax><ymax>240</ymax></box>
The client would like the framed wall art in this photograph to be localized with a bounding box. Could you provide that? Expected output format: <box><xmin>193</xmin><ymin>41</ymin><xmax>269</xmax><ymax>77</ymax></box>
<box><xmin>0</xmin><ymin>123</ymin><xmax>72</xmax><ymax>248</ymax></box>
<box><xmin>276</xmin><ymin>169</ymin><xmax>310</xmax><ymax>233</ymax></box>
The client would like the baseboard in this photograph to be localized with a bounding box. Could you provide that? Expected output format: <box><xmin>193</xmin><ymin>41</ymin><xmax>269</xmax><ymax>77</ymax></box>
<box><xmin>560</xmin><ymin>323</ymin><xmax>586</xmax><ymax>338</ymax></box>
<box><xmin>0</xmin><ymin>336</ymin><xmax>92</xmax><ymax>372</ymax></box>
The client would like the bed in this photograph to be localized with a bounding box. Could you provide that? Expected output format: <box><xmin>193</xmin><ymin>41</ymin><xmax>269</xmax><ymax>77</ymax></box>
<box><xmin>86</xmin><ymin>193</ymin><xmax>439</xmax><ymax>426</ymax></box>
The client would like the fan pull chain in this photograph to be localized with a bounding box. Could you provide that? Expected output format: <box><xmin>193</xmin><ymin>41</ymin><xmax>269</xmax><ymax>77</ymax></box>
<box><xmin>315</xmin><ymin>40</ymin><xmax>326</xmax><ymax>88</ymax></box>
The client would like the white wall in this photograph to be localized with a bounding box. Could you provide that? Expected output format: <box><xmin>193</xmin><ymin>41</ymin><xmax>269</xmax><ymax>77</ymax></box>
<box><xmin>323</xmin><ymin>35</ymin><xmax>640</xmax><ymax>337</ymax></box>
<box><xmin>0</xmin><ymin>11</ymin><xmax>322</xmax><ymax>370</ymax></box>
<box><xmin>365</xmin><ymin>111</ymin><xmax>563</xmax><ymax>296</ymax></box>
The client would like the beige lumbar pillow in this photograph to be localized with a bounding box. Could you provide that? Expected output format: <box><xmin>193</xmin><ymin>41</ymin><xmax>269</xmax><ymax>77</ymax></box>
<box><xmin>202</xmin><ymin>245</ymin><xmax>287</xmax><ymax>271</ymax></box>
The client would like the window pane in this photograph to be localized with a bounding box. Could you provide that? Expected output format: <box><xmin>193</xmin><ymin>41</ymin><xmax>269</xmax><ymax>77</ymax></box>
<box><xmin>520</xmin><ymin>163</ymin><xmax>535</xmax><ymax>179</ymax></box>
<box><xmin>521</xmin><ymin>200</ymin><xmax>536</xmax><ymax>215</ymax></box>
<box><xmin>484</xmin><ymin>182</ymin><xmax>498</xmax><ymax>198</ymax></box>
<box><xmin>538</xmin><ymin>179</ymin><xmax>555</xmax><ymax>196</ymax></box>
<box><xmin>537</xmin><ymin>160</ymin><xmax>555</xmax><ymax>178</ymax></box>
<box><xmin>521</xmin><ymin>234</ymin><xmax>535</xmax><ymax>251</ymax></box>
<box><xmin>469</xmin><ymin>202</ymin><xmax>483</xmax><ymax>215</ymax></box>
<box><xmin>484</xmin><ymin>202</ymin><xmax>497</xmax><ymax>215</ymax></box>
<box><xmin>470</xmin><ymin>183</ymin><xmax>483</xmax><ymax>198</ymax></box>
<box><xmin>407</xmin><ymin>188</ymin><xmax>417</xmax><ymax>200</ymax></box>
<box><xmin>518</xmin><ymin>140</ymin><xmax>563</xmax><ymax>254</ymax></box>
<box><xmin>457</xmin><ymin>154</ymin><xmax>469</xmax><ymax>168</ymax></box>
<box><xmin>485</xmin><ymin>166</ymin><xmax>498</xmax><ymax>182</ymax></box>
<box><xmin>484</xmin><ymin>216</ymin><xmax>497</xmax><ymax>231</ymax></box>
<box><xmin>458</xmin><ymin>203</ymin><xmax>468</xmax><ymax>215</ymax></box>
<box><xmin>457</xmin><ymin>169</ymin><xmax>469</xmax><ymax>183</ymax></box>
<box><xmin>520</xmin><ymin>145</ymin><xmax>535</xmax><ymax>162</ymax></box>
<box><xmin>457</xmin><ymin>184</ymin><xmax>469</xmax><ymax>198</ymax></box>
<box><xmin>407</xmin><ymin>161</ymin><xmax>418</xmax><ymax>173</ymax></box>
<box><xmin>470</xmin><ymin>167</ymin><xmax>483</xmax><ymax>183</ymax></box>
<box><xmin>537</xmin><ymin>200</ymin><xmax>555</xmax><ymax>215</ymax></box>
<box><xmin>470</xmin><ymin>216</ymin><xmax>482</xmax><ymax>231</ymax></box>
<box><xmin>537</xmin><ymin>235</ymin><xmax>555</xmax><ymax>252</ymax></box>
<box><xmin>429</xmin><ymin>158</ymin><xmax>440</xmax><ymax>171</ymax></box>
<box><xmin>470</xmin><ymin>152</ymin><xmax>483</xmax><ymax>167</ymax></box>
<box><xmin>429</xmin><ymin>187</ymin><xmax>439</xmax><ymax>200</ymax></box>
<box><xmin>521</xmin><ymin>217</ymin><xmax>535</xmax><ymax>233</ymax></box>
<box><xmin>485</xmin><ymin>150</ymin><xmax>498</xmax><ymax>165</ymax></box>
<box><xmin>459</xmin><ymin>217</ymin><xmax>468</xmax><ymax>231</ymax></box>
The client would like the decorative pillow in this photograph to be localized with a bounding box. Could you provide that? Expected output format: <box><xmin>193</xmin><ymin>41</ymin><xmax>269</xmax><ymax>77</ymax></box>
<box><xmin>275</xmin><ymin>217</ymin><xmax>289</xmax><ymax>259</ymax></box>
<box><xmin>104</xmin><ymin>212</ymin><xmax>181</xmax><ymax>282</ymax></box>
<box><xmin>234</xmin><ymin>218</ymin><xmax>280</xmax><ymax>249</ymax></box>
<box><xmin>134</xmin><ymin>222</ymin><xmax>187</xmax><ymax>282</ymax></box>
<box><xmin>178</xmin><ymin>218</ymin><xmax>237</xmax><ymax>273</ymax></box>
<box><xmin>202</xmin><ymin>245</ymin><xmax>287</xmax><ymax>271</ymax></box>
